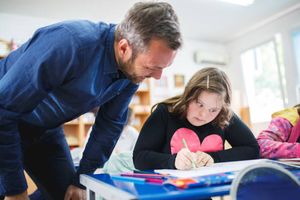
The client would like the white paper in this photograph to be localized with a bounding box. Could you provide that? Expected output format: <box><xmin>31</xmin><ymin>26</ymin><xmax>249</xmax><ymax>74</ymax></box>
<box><xmin>274</xmin><ymin>158</ymin><xmax>300</xmax><ymax>167</ymax></box>
<box><xmin>155</xmin><ymin>159</ymin><xmax>269</xmax><ymax>178</ymax></box>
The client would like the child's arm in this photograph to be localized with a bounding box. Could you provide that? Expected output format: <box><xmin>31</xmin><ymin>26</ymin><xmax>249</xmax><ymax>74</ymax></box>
<box><xmin>257</xmin><ymin>117</ymin><xmax>300</xmax><ymax>158</ymax></box>
<box><xmin>133</xmin><ymin>104</ymin><xmax>176</xmax><ymax>170</ymax></box>
<box><xmin>208</xmin><ymin>114</ymin><xmax>260</xmax><ymax>162</ymax></box>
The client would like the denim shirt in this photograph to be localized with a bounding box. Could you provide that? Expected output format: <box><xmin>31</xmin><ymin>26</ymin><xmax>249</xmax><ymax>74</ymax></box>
<box><xmin>0</xmin><ymin>20</ymin><xmax>139</xmax><ymax>194</ymax></box>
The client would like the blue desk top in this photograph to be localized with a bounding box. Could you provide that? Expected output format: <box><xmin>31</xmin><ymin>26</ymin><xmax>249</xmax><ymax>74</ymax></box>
<box><xmin>80</xmin><ymin>161</ymin><xmax>300</xmax><ymax>200</ymax></box>
<box><xmin>85</xmin><ymin>173</ymin><xmax>231</xmax><ymax>200</ymax></box>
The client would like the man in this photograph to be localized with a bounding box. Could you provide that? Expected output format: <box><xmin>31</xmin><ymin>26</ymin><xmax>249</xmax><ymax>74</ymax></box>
<box><xmin>0</xmin><ymin>2</ymin><xmax>181</xmax><ymax>200</ymax></box>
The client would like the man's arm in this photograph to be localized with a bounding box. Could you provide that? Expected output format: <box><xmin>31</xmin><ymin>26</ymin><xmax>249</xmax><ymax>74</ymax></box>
<box><xmin>74</xmin><ymin>81</ymin><xmax>138</xmax><ymax>187</ymax></box>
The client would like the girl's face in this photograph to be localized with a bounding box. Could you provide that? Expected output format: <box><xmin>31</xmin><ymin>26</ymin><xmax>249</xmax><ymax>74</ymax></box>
<box><xmin>186</xmin><ymin>91</ymin><xmax>223</xmax><ymax>126</ymax></box>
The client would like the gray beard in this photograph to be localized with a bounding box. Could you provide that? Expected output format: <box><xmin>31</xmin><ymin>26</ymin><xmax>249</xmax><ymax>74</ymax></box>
<box><xmin>117</xmin><ymin>59</ymin><xmax>141</xmax><ymax>84</ymax></box>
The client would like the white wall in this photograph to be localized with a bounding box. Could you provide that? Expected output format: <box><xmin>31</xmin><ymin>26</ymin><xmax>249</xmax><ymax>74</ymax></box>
<box><xmin>0</xmin><ymin>13</ymin><xmax>56</xmax><ymax>44</ymax></box>
<box><xmin>227</xmin><ymin>7</ymin><xmax>300</xmax><ymax>108</ymax></box>
<box><xmin>164</xmin><ymin>38</ymin><xmax>228</xmax><ymax>92</ymax></box>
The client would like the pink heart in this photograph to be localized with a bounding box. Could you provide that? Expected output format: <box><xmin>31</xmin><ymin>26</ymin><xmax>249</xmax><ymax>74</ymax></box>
<box><xmin>170</xmin><ymin>128</ymin><xmax>223</xmax><ymax>154</ymax></box>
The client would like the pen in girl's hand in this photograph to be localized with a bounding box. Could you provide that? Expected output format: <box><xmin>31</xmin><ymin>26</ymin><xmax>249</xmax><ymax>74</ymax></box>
<box><xmin>182</xmin><ymin>138</ymin><xmax>196</xmax><ymax>169</ymax></box>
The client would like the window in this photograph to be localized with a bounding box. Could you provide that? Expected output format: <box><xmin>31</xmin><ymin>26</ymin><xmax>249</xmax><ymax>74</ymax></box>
<box><xmin>241</xmin><ymin>35</ymin><xmax>287</xmax><ymax>123</ymax></box>
<box><xmin>292</xmin><ymin>29</ymin><xmax>300</xmax><ymax>101</ymax></box>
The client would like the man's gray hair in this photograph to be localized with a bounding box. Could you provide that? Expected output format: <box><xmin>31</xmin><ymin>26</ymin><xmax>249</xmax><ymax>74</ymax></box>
<box><xmin>116</xmin><ymin>1</ymin><xmax>182</xmax><ymax>59</ymax></box>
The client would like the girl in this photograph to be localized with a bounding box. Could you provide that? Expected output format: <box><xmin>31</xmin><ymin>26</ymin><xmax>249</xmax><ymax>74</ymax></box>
<box><xmin>257</xmin><ymin>105</ymin><xmax>300</xmax><ymax>158</ymax></box>
<box><xmin>133</xmin><ymin>67</ymin><xmax>259</xmax><ymax>170</ymax></box>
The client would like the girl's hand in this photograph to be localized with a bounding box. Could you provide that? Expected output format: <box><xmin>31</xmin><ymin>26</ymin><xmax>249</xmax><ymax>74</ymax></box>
<box><xmin>195</xmin><ymin>151</ymin><xmax>214</xmax><ymax>167</ymax></box>
<box><xmin>175</xmin><ymin>148</ymin><xmax>197</xmax><ymax>170</ymax></box>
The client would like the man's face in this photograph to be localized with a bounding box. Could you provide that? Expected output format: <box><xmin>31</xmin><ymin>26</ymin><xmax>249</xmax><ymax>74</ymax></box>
<box><xmin>117</xmin><ymin>39</ymin><xmax>177</xmax><ymax>83</ymax></box>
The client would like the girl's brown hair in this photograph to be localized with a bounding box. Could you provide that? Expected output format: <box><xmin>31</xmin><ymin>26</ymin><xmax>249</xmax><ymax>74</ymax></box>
<box><xmin>153</xmin><ymin>67</ymin><xmax>233</xmax><ymax>129</ymax></box>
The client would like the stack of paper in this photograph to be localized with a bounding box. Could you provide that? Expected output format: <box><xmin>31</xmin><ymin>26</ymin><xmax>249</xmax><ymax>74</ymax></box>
<box><xmin>155</xmin><ymin>159</ymin><xmax>269</xmax><ymax>178</ymax></box>
<box><xmin>277</xmin><ymin>158</ymin><xmax>300</xmax><ymax>166</ymax></box>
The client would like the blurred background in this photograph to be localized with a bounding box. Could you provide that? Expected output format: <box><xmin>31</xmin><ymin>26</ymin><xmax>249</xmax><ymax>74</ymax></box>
<box><xmin>1</xmin><ymin>0</ymin><xmax>300</xmax><ymax>138</ymax></box>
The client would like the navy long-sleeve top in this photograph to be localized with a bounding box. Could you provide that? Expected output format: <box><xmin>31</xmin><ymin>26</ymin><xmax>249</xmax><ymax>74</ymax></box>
<box><xmin>0</xmin><ymin>20</ymin><xmax>138</xmax><ymax>195</ymax></box>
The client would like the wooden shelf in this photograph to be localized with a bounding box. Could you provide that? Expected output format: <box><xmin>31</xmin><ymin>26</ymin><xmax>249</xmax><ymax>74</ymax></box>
<box><xmin>65</xmin><ymin>122</ymin><xmax>79</xmax><ymax>125</ymax></box>
<box><xmin>240</xmin><ymin>106</ymin><xmax>252</xmax><ymax>128</ymax></box>
<box><xmin>130</xmin><ymin>80</ymin><xmax>151</xmax><ymax>131</ymax></box>
<box><xmin>63</xmin><ymin>115</ymin><xmax>94</xmax><ymax>147</ymax></box>
<box><xmin>135</xmin><ymin>89</ymin><xmax>149</xmax><ymax>93</ymax></box>
<box><xmin>0</xmin><ymin>38</ymin><xmax>15</xmax><ymax>59</ymax></box>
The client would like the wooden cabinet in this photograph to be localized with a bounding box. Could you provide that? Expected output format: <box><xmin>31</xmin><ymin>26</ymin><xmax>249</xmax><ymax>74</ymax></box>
<box><xmin>240</xmin><ymin>106</ymin><xmax>252</xmax><ymax>128</ymax></box>
<box><xmin>0</xmin><ymin>38</ymin><xmax>17</xmax><ymax>58</ymax></box>
<box><xmin>63</xmin><ymin>115</ymin><xmax>94</xmax><ymax>147</ymax></box>
<box><xmin>130</xmin><ymin>80</ymin><xmax>151</xmax><ymax>131</ymax></box>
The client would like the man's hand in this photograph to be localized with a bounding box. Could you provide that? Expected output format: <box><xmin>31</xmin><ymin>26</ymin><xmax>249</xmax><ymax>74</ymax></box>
<box><xmin>4</xmin><ymin>191</ymin><xmax>29</xmax><ymax>200</ymax></box>
<box><xmin>64</xmin><ymin>185</ymin><xmax>86</xmax><ymax>200</ymax></box>
<box><xmin>195</xmin><ymin>151</ymin><xmax>214</xmax><ymax>167</ymax></box>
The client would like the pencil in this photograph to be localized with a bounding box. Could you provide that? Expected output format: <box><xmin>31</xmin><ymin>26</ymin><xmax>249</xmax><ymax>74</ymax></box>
<box><xmin>182</xmin><ymin>138</ymin><xmax>196</xmax><ymax>169</ymax></box>
<box><xmin>121</xmin><ymin>172</ymin><xmax>166</xmax><ymax>179</ymax></box>
<box><xmin>111</xmin><ymin>175</ymin><xmax>146</xmax><ymax>184</ymax></box>
<box><xmin>145</xmin><ymin>178</ymin><xmax>164</xmax><ymax>184</ymax></box>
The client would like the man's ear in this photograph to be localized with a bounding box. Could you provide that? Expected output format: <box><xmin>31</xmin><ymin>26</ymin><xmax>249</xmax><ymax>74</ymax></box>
<box><xmin>117</xmin><ymin>39</ymin><xmax>132</xmax><ymax>60</ymax></box>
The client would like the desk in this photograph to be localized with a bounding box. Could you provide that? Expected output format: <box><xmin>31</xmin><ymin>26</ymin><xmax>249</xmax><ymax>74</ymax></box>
<box><xmin>230</xmin><ymin>162</ymin><xmax>300</xmax><ymax>200</ymax></box>
<box><xmin>80</xmin><ymin>173</ymin><xmax>231</xmax><ymax>200</ymax></box>
<box><xmin>80</xmin><ymin>161</ymin><xmax>300</xmax><ymax>200</ymax></box>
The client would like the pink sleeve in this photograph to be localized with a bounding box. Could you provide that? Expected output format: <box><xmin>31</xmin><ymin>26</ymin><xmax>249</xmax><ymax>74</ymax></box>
<box><xmin>257</xmin><ymin>117</ymin><xmax>300</xmax><ymax>158</ymax></box>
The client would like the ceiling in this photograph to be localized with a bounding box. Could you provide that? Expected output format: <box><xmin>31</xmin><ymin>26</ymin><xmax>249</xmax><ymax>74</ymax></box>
<box><xmin>1</xmin><ymin>0</ymin><xmax>300</xmax><ymax>43</ymax></box>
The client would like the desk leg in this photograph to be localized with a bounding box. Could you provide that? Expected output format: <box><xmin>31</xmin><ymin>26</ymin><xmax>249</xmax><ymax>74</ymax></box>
<box><xmin>86</xmin><ymin>189</ymin><xmax>96</xmax><ymax>200</ymax></box>
<box><xmin>212</xmin><ymin>196</ymin><xmax>226</xmax><ymax>200</ymax></box>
